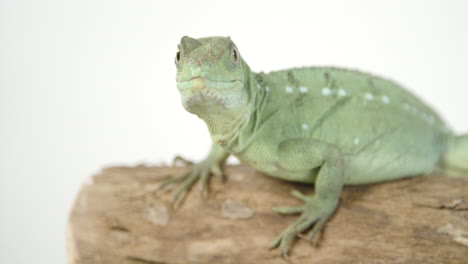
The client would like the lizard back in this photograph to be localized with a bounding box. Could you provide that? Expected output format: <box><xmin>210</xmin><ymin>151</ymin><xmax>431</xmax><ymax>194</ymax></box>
<box><xmin>242</xmin><ymin>67</ymin><xmax>451</xmax><ymax>183</ymax></box>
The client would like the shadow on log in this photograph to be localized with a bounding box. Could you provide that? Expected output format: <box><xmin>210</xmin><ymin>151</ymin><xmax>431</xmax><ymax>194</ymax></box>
<box><xmin>67</xmin><ymin>165</ymin><xmax>468</xmax><ymax>264</ymax></box>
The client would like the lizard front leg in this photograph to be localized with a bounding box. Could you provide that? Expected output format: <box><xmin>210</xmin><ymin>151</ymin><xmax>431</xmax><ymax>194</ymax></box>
<box><xmin>159</xmin><ymin>143</ymin><xmax>229</xmax><ymax>203</ymax></box>
<box><xmin>269</xmin><ymin>138</ymin><xmax>344</xmax><ymax>259</ymax></box>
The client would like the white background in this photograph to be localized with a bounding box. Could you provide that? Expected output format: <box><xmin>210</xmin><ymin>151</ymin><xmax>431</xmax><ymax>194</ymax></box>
<box><xmin>1</xmin><ymin>0</ymin><xmax>467</xmax><ymax>263</ymax></box>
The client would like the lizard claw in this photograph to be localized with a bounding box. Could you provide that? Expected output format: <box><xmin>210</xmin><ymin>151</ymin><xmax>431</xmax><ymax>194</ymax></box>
<box><xmin>272</xmin><ymin>206</ymin><xmax>305</xmax><ymax>215</ymax></box>
<box><xmin>172</xmin><ymin>171</ymin><xmax>198</xmax><ymax>204</ymax></box>
<box><xmin>270</xmin><ymin>191</ymin><xmax>338</xmax><ymax>259</ymax></box>
<box><xmin>269</xmin><ymin>213</ymin><xmax>316</xmax><ymax>259</ymax></box>
<box><xmin>172</xmin><ymin>155</ymin><xmax>194</xmax><ymax>166</ymax></box>
<box><xmin>210</xmin><ymin>165</ymin><xmax>226</xmax><ymax>181</ymax></box>
<box><xmin>159</xmin><ymin>157</ymin><xmax>225</xmax><ymax>205</ymax></box>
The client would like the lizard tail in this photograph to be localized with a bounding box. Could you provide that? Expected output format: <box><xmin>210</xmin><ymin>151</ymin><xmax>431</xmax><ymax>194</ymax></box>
<box><xmin>441</xmin><ymin>133</ymin><xmax>468</xmax><ymax>178</ymax></box>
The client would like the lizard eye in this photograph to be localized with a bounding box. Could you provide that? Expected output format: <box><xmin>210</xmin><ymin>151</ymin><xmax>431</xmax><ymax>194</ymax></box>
<box><xmin>175</xmin><ymin>50</ymin><xmax>181</xmax><ymax>65</ymax></box>
<box><xmin>231</xmin><ymin>47</ymin><xmax>239</xmax><ymax>63</ymax></box>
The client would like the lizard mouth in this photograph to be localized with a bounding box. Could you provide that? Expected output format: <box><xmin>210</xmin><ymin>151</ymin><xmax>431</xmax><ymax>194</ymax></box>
<box><xmin>177</xmin><ymin>76</ymin><xmax>246</xmax><ymax>113</ymax></box>
<box><xmin>177</xmin><ymin>76</ymin><xmax>243</xmax><ymax>91</ymax></box>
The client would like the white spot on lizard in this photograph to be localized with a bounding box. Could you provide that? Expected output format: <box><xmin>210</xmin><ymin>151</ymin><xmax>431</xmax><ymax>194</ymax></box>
<box><xmin>322</xmin><ymin>87</ymin><xmax>332</xmax><ymax>96</ymax></box>
<box><xmin>354</xmin><ymin>137</ymin><xmax>360</xmax><ymax>144</ymax></box>
<box><xmin>301</xmin><ymin>123</ymin><xmax>309</xmax><ymax>130</ymax></box>
<box><xmin>299</xmin><ymin>86</ymin><xmax>308</xmax><ymax>93</ymax></box>
<box><xmin>364</xmin><ymin>93</ymin><xmax>374</xmax><ymax>100</ymax></box>
<box><xmin>285</xmin><ymin>86</ymin><xmax>293</xmax><ymax>93</ymax></box>
<box><xmin>257</xmin><ymin>83</ymin><xmax>261</xmax><ymax>89</ymax></box>
<box><xmin>265</xmin><ymin>86</ymin><xmax>270</xmax><ymax>92</ymax></box>
<box><xmin>381</xmin><ymin>95</ymin><xmax>390</xmax><ymax>104</ymax></box>
<box><xmin>338</xmin><ymin>89</ymin><xmax>347</xmax><ymax>97</ymax></box>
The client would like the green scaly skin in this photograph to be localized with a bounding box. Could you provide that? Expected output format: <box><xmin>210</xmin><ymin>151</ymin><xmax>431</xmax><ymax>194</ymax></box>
<box><xmin>160</xmin><ymin>36</ymin><xmax>468</xmax><ymax>259</ymax></box>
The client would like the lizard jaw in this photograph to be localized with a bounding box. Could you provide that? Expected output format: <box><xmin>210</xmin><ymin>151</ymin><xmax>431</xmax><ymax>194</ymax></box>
<box><xmin>178</xmin><ymin>76</ymin><xmax>244</xmax><ymax>110</ymax></box>
<box><xmin>177</xmin><ymin>76</ymin><xmax>243</xmax><ymax>92</ymax></box>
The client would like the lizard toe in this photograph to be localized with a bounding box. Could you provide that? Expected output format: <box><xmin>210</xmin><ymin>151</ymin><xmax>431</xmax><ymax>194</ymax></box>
<box><xmin>272</xmin><ymin>206</ymin><xmax>305</xmax><ymax>215</ymax></box>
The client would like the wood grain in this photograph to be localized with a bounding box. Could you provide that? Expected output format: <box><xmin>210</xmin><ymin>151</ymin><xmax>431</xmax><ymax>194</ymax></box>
<box><xmin>67</xmin><ymin>165</ymin><xmax>468</xmax><ymax>264</ymax></box>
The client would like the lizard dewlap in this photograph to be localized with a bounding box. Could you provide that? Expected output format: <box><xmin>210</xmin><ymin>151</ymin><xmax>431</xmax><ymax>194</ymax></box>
<box><xmin>162</xmin><ymin>36</ymin><xmax>468</xmax><ymax>258</ymax></box>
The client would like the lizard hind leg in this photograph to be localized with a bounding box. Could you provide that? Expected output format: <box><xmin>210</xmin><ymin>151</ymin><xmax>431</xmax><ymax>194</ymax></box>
<box><xmin>269</xmin><ymin>139</ymin><xmax>344</xmax><ymax>259</ymax></box>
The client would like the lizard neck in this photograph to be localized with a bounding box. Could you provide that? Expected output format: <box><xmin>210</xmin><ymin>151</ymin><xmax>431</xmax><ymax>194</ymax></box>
<box><xmin>223</xmin><ymin>72</ymin><xmax>267</xmax><ymax>153</ymax></box>
<box><xmin>201</xmin><ymin>69</ymin><xmax>260</xmax><ymax>150</ymax></box>
<box><xmin>212</xmin><ymin>72</ymin><xmax>267</xmax><ymax>153</ymax></box>
<box><xmin>207</xmin><ymin>117</ymin><xmax>249</xmax><ymax>147</ymax></box>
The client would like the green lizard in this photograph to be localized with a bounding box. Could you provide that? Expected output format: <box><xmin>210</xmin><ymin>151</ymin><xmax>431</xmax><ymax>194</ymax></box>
<box><xmin>161</xmin><ymin>36</ymin><xmax>468</xmax><ymax>258</ymax></box>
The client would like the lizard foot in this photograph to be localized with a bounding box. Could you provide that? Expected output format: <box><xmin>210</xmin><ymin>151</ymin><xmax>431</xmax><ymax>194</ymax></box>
<box><xmin>269</xmin><ymin>190</ymin><xmax>338</xmax><ymax>260</ymax></box>
<box><xmin>159</xmin><ymin>157</ymin><xmax>224</xmax><ymax>205</ymax></box>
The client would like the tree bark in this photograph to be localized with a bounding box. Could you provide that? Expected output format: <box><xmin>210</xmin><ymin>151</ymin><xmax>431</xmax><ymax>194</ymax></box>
<box><xmin>67</xmin><ymin>164</ymin><xmax>468</xmax><ymax>264</ymax></box>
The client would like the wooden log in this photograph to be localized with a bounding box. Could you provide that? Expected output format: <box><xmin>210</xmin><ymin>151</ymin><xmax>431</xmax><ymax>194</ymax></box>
<box><xmin>67</xmin><ymin>164</ymin><xmax>468</xmax><ymax>264</ymax></box>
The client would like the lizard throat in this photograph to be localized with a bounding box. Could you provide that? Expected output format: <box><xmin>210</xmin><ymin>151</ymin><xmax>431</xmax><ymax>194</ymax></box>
<box><xmin>181</xmin><ymin>89</ymin><xmax>253</xmax><ymax>149</ymax></box>
<box><xmin>193</xmin><ymin>102</ymin><xmax>251</xmax><ymax>148</ymax></box>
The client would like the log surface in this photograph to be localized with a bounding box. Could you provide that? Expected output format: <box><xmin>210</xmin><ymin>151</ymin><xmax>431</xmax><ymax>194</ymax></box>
<box><xmin>67</xmin><ymin>165</ymin><xmax>468</xmax><ymax>264</ymax></box>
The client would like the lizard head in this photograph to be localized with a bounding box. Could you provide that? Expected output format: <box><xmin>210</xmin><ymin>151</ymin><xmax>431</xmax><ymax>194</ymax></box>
<box><xmin>175</xmin><ymin>36</ymin><xmax>252</xmax><ymax>122</ymax></box>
